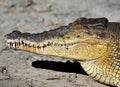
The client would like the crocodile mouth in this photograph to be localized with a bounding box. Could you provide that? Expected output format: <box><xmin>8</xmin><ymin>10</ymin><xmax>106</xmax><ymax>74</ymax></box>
<box><xmin>4</xmin><ymin>34</ymin><xmax>108</xmax><ymax>61</ymax></box>
<box><xmin>4</xmin><ymin>36</ymin><xmax>80</xmax><ymax>50</ymax></box>
<box><xmin>4</xmin><ymin>16</ymin><xmax>109</xmax><ymax>60</ymax></box>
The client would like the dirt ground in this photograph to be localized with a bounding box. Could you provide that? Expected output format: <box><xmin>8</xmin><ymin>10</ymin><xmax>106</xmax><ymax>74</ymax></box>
<box><xmin>0</xmin><ymin>0</ymin><xmax>120</xmax><ymax>87</ymax></box>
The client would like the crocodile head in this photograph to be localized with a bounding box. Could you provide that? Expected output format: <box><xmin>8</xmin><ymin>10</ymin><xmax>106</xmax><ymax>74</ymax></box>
<box><xmin>4</xmin><ymin>17</ymin><xmax>112</xmax><ymax>61</ymax></box>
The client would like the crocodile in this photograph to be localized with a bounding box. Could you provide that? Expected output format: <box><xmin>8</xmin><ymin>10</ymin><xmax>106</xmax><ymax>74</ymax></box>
<box><xmin>4</xmin><ymin>17</ymin><xmax>120</xmax><ymax>87</ymax></box>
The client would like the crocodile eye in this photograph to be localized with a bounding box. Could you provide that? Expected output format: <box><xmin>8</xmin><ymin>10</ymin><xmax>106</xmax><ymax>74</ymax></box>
<box><xmin>94</xmin><ymin>18</ymin><xmax>108</xmax><ymax>24</ymax></box>
<box><xmin>83</xmin><ymin>23</ymin><xmax>107</xmax><ymax>30</ymax></box>
<box><xmin>83</xmin><ymin>18</ymin><xmax>108</xmax><ymax>30</ymax></box>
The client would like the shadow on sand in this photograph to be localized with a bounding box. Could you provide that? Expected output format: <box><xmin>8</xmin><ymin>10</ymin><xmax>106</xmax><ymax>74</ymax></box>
<box><xmin>32</xmin><ymin>60</ymin><xmax>87</xmax><ymax>75</ymax></box>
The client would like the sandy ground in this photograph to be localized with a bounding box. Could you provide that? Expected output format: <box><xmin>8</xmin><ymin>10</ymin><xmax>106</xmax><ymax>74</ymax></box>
<box><xmin>0</xmin><ymin>0</ymin><xmax>120</xmax><ymax>87</ymax></box>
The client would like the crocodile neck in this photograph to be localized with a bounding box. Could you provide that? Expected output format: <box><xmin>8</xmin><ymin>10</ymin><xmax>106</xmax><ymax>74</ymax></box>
<box><xmin>81</xmin><ymin>22</ymin><xmax>120</xmax><ymax>86</ymax></box>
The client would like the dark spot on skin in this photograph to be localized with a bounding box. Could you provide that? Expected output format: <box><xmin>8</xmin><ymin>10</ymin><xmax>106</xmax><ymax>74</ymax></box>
<box><xmin>10</xmin><ymin>42</ymin><xmax>12</xmax><ymax>47</ymax></box>
<box><xmin>77</xmin><ymin>35</ymin><xmax>80</xmax><ymax>38</ymax></box>
<box><xmin>83</xmin><ymin>24</ymin><xmax>90</xmax><ymax>29</ymax></box>
<box><xmin>43</xmin><ymin>45</ymin><xmax>47</xmax><ymax>48</ymax></box>
<box><xmin>66</xmin><ymin>47</ymin><xmax>69</xmax><ymax>50</ymax></box>
<box><xmin>21</xmin><ymin>41</ymin><xmax>24</xmax><ymax>44</ymax></box>
<box><xmin>48</xmin><ymin>42</ymin><xmax>52</xmax><ymax>46</ymax></box>
<box><xmin>86</xmin><ymin>32</ymin><xmax>92</xmax><ymax>35</ymax></box>
<box><xmin>111</xmin><ymin>35</ymin><xmax>115</xmax><ymax>38</ymax></box>
<box><xmin>60</xmin><ymin>44</ymin><xmax>64</xmax><ymax>46</ymax></box>
<box><xmin>98</xmin><ymin>33</ymin><xmax>106</xmax><ymax>39</ymax></box>
<box><xmin>37</xmin><ymin>46</ymin><xmax>41</xmax><ymax>48</ymax></box>
<box><xmin>25</xmin><ymin>43</ymin><xmax>27</xmax><ymax>46</ymax></box>
<box><xmin>15</xmin><ymin>43</ymin><xmax>17</xmax><ymax>47</ymax></box>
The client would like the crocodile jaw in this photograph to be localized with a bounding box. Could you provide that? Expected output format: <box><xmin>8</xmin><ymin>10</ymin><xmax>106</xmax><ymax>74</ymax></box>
<box><xmin>4</xmin><ymin>17</ymin><xmax>109</xmax><ymax>61</ymax></box>
<box><xmin>4</xmin><ymin>31</ymin><xmax>107</xmax><ymax>61</ymax></box>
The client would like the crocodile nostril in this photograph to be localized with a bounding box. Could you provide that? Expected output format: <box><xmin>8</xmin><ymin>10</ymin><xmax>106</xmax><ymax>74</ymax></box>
<box><xmin>12</xmin><ymin>30</ymin><xmax>21</xmax><ymax>34</ymax></box>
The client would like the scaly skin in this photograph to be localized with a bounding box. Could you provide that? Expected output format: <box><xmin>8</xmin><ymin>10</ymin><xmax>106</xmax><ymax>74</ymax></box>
<box><xmin>4</xmin><ymin>17</ymin><xmax>120</xmax><ymax>87</ymax></box>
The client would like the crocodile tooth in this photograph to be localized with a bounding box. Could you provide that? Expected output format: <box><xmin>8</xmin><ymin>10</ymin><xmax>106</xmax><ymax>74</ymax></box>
<box><xmin>29</xmin><ymin>42</ymin><xmax>34</xmax><ymax>47</ymax></box>
<box><xmin>35</xmin><ymin>48</ymin><xmax>39</xmax><ymax>53</ymax></box>
<box><xmin>7</xmin><ymin>43</ymin><xmax>10</xmax><ymax>48</ymax></box>
<box><xmin>41</xmin><ymin>47</ymin><xmax>44</xmax><ymax>54</ymax></box>
<box><xmin>12</xmin><ymin>43</ymin><xmax>15</xmax><ymax>48</ymax></box>
<box><xmin>28</xmin><ymin>43</ymin><xmax>31</xmax><ymax>47</ymax></box>
<box><xmin>16</xmin><ymin>42</ymin><xmax>19</xmax><ymax>47</ymax></box>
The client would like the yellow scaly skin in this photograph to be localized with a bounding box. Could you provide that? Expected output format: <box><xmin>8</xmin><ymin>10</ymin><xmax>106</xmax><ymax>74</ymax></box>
<box><xmin>4</xmin><ymin>17</ymin><xmax>120</xmax><ymax>87</ymax></box>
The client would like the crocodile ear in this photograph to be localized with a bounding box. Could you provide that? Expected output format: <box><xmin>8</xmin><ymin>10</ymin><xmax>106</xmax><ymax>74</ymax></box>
<box><xmin>82</xmin><ymin>17</ymin><xmax>109</xmax><ymax>30</ymax></box>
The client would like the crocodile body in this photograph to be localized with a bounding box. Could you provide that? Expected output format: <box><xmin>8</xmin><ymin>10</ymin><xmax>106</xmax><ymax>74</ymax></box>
<box><xmin>4</xmin><ymin>17</ymin><xmax>120</xmax><ymax>87</ymax></box>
